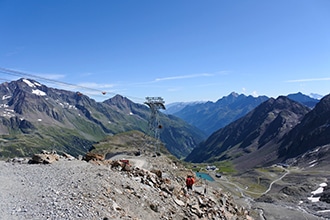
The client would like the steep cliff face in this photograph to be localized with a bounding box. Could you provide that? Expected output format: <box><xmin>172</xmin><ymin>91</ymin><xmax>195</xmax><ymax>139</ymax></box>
<box><xmin>0</xmin><ymin>116</ymin><xmax>35</xmax><ymax>134</ymax></box>
<box><xmin>279</xmin><ymin>94</ymin><xmax>330</xmax><ymax>159</ymax></box>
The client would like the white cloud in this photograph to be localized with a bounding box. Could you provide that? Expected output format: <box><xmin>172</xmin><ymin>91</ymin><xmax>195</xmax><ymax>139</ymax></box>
<box><xmin>286</xmin><ymin>77</ymin><xmax>330</xmax><ymax>83</ymax></box>
<box><xmin>167</xmin><ymin>87</ymin><xmax>182</xmax><ymax>92</ymax></box>
<box><xmin>241</xmin><ymin>88</ymin><xmax>258</xmax><ymax>97</ymax></box>
<box><xmin>194</xmin><ymin>82</ymin><xmax>224</xmax><ymax>88</ymax></box>
<box><xmin>0</xmin><ymin>67</ymin><xmax>65</xmax><ymax>81</ymax></box>
<box><xmin>155</xmin><ymin>73</ymin><xmax>214</xmax><ymax>82</ymax></box>
<box><xmin>81</xmin><ymin>72</ymin><xmax>94</xmax><ymax>77</ymax></box>
<box><xmin>251</xmin><ymin>91</ymin><xmax>258</xmax><ymax>97</ymax></box>
<box><xmin>35</xmin><ymin>74</ymin><xmax>65</xmax><ymax>80</ymax></box>
<box><xmin>77</xmin><ymin>82</ymin><xmax>115</xmax><ymax>89</ymax></box>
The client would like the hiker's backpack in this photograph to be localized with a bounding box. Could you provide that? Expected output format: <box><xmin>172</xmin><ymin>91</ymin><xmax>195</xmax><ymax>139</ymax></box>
<box><xmin>186</xmin><ymin>177</ymin><xmax>194</xmax><ymax>186</ymax></box>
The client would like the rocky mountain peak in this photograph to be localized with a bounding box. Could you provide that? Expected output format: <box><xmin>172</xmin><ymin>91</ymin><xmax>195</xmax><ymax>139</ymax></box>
<box><xmin>103</xmin><ymin>94</ymin><xmax>140</xmax><ymax>113</ymax></box>
<box><xmin>103</xmin><ymin>94</ymin><xmax>133</xmax><ymax>108</ymax></box>
<box><xmin>230</xmin><ymin>91</ymin><xmax>239</xmax><ymax>97</ymax></box>
<box><xmin>216</xmin><ymin>91</ymin><xmax>242</xmax><ymax>104</ymax></box>
<box><xmin>105</xmin><ymin>94</ymin><xmax>129</xmax><ymax>104</ymax></box>
<box><xmin>10</xmin><ymin>78</ymin><xmax>46</xmax><ymax>96</ymax></box>
<box><xmin>259</xmin><ymin>96</ymin><xmax>307</xmax><ymax>123</ymax></box>
<box><xmin>287</xmin><ymin>92</ymin><xmax>320</xmax><ymax>108</ymax></box>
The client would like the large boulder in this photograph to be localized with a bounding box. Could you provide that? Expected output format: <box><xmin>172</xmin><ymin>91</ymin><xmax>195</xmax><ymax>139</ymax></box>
<box><xmin>29</xmin><ymin>151</ymin><xmax>59</xmax><ymax>164</ymax></box>
<box><xmin>83</xmin><ymin>152</ymin><xmax>105</xmax><ymax>162</ymax></box>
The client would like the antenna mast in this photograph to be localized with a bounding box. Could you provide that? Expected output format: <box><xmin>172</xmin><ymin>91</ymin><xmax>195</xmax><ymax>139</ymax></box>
<box><xmin>144</xmin><ymin>97</ymin><xmax>166</xmax><ymax>155</ymax></box>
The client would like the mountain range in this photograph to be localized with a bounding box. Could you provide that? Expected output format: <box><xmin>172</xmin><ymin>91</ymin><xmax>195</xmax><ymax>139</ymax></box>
<box><xmin>0</xmin><ymin>78</ymin><xmax>205</xmax><ymax>158</ymax></box>
<box><xmin>1</xmin><ymin>78</ymin><xmax>329</xmax><ymax>174</ymax></box>
<box><xmin>168</xmin><ymin>92</ymin><xmax>269</xmax><ymax>136</ymax></box>
<box><xmin>166</xmin><ymin>92</ymin><xmax>319</xmax><ymax>136</ymax></box>
<box><xmin>185</xmin><ymin>94</ymin><xmax>330</xmax><ymax>171</ymax></box>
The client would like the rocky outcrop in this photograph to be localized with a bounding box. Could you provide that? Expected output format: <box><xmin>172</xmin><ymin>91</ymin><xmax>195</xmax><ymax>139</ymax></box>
<box><xmin>320</xmin><ymin>186</ymin><xmax>330</xmax><ymax>203</ymax></box>
<box><xmin>83</xmin><ymin>152</ymin><xmax>105</xmax><ymax>162</ymax></box>
<box><xmin>29</xmin><ymin>150</ymin><xmax>59</xmax><ymax>164</ymax></box>
<box><xmin>106</xmin><ymin>159</ymin><xmax>253</xmax><ymax>219</ymax></box>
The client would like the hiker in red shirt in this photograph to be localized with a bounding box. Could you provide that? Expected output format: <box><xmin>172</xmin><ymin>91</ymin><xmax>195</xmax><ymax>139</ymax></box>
<box><xmin>186</xmin><ymin>175</ymin><xmax>195</xmax><ymax>191</ymax></box>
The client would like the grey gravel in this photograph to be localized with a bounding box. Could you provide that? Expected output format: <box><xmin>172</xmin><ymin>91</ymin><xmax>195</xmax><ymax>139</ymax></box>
<box><xmin>0</xmin><ymin>159</ymin><xmax>137</xmax><ymax>220</ymax></box>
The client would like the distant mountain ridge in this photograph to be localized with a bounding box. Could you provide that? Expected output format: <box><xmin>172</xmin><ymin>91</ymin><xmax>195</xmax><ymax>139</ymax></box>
<box><xmin>168</xmin><ymin>92</ymin><xmax>319</xmax><ymax>136</ymax></box>
<box><xmin>170</xmin><ymin>92</ymin><xmax>269</xmax><ymax>135</ymax></box>
<box><xmin>287</xmin><ymin>92</ymin><xmax>319</xmax><ymax>108</ymax></box>
<box><xmin>0</xmin><ymin>78</ymin><xmax>205</xmax><ymax>158</ymax></box>
<box><xmin>185</xmin><ymin>94</ymin><xmax>330</xmax><ymax>171</ymax></box>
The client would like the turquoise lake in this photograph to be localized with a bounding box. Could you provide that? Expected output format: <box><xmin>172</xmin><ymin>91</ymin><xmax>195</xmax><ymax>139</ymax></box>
<box><xmin>195</xmin><ymin>172</ymin><xmax>215</xmax><ymax>181</ymax></box>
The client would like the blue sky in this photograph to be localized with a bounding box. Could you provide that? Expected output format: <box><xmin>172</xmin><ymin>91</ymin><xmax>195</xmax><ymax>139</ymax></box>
<box><xmin>1</xmin><ymin>0</ymin><xmax>330</xmax><ymax>104</ymax></box>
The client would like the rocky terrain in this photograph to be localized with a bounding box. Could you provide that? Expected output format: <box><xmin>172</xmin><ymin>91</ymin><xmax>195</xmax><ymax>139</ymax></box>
<box><xmin>0</xmin><ymin>152</ymin><xmax>253</xmax><ymax>220</ymax></box>
<box><xmin>2</xmin><ymin>151</ymin><xmax>329</xmax><ymax>220</ymax></box>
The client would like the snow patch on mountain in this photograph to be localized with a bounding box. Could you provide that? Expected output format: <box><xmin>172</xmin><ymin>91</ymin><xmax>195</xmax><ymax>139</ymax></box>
<box><xmin>57</xmin><ymin>101</ymin><xmax>76</xmax><ymax>109</ymax></box>
<box><xmin>2</xmin><ymin>95</ymin><xmax>11</xmax><ymax>100</ymax></box>
<box><xmin>34</xmin><ymin>81</ymin><xmax>42</xmax><ymax>87</ymax></box>
<box><xmin>1</xmin><ymin>109</ymin><xmax>15</xmax><ymax>117</ymax></box>
<box><xmin>23</xmin><ymin>79</ymin><xmax>36</xmax><ymax>88</ymax></box>
<box><xmin>308</xmin><ymin>182</ymin><xmax>328</xmax><ymax>202</ymax></box>
<box><xmin>32</xmin><ymin>89</ymin><xmax>46</xmax><ymax>96</ymax></box>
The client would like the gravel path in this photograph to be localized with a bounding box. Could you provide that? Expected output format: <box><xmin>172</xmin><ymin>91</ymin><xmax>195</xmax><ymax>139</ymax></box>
<box><xmin>0</xmin><ymin>159</ymin><xmax>134</xmax><ymax>220</ymax></box>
